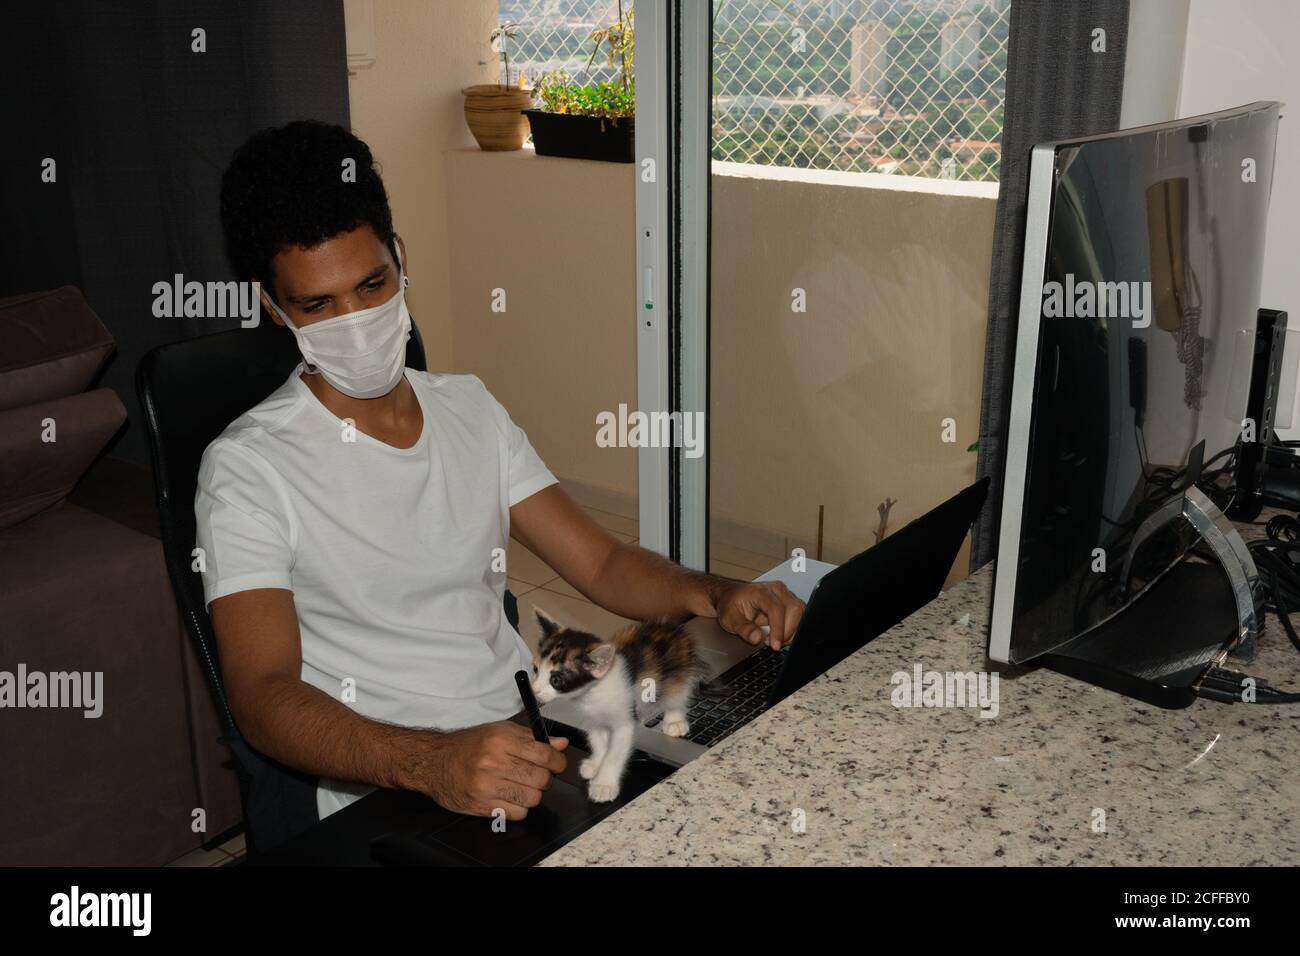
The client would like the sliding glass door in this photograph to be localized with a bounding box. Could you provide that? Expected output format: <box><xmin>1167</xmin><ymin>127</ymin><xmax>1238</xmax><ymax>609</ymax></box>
<box><xmin>670</xmin><ymin>1</ymin><xmax>1010</xmax><ymax>583</ymax></box>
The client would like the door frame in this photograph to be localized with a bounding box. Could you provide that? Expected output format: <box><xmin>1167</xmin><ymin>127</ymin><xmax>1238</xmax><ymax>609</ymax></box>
<box><xmin>634</xmin><ymin>0</ymin><xmax>711</xmax><ymax>569</ymax></box>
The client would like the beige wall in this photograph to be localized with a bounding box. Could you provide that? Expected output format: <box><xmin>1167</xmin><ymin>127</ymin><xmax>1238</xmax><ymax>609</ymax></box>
<box><xmin>710</xmin><ymin>167</ymin><xmax>995</xmax><ymax>569</ymax></box>
<box><xmin>445</xmin><ymin>149</ymin><xmax>640</xmax><ymax>500</ymax></box>
<box><xmin>347</xmin><ymin>0</ymin><xmax>497</xmax><ymax>370</ymax></box>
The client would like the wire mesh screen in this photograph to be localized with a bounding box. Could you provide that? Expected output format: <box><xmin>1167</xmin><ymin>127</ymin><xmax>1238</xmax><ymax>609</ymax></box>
<box><xmin>500</xmin><ymin>0</ymin><xmax>633</xmax><ymax>88</ymax></box>
<box><xmin>501</xmin><ymin>0</ymin><xmax>1008</xmax><ymax>181</ymax></box>
<box><xmin>714</xmin><ymin>0</ymin><xmax>1008</xmax><ymax>181</ymax></box>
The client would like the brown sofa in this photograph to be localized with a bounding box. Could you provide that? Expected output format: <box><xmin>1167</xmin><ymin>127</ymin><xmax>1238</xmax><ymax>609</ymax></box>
<box><xmin>0</xmin><ymin>286</ymin><xmax>241</xmax><ymax>865</ymax></box>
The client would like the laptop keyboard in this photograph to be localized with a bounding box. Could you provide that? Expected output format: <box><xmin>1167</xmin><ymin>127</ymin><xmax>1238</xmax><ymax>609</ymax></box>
<box><xmin>643</xmin><ymin>647</ymin><xmax>787</xmax><ymax>747</ymax></box>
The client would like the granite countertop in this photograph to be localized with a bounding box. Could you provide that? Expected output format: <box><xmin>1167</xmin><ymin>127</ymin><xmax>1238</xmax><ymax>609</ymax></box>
<box><xmin>542</xmin><ymin>562</ymin><xmax>1300</xmax><ymax>866</ymax></box>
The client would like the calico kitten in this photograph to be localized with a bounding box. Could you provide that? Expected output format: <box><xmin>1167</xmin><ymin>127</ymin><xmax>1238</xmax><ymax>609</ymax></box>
<box><xmin>529</xmin><ymin>609</ymin><xmax>705</xmax><ymax>803</ymax></box>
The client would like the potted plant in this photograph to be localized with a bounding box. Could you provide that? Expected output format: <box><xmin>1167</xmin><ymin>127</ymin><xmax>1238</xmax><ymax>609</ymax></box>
<box><xmin>463</xmin><ymin>22</ymin><xmax>533</xmax><ymax>151</ymax></box>
<box><xmin>525</xmin><ymin>5</ymin><xmax>635</xmax><ymax>163</ymax></box>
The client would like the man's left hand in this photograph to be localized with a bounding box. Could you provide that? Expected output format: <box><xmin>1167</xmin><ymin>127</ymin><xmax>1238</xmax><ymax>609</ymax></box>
<box><xmin>714</xmin><ymin>581</ymin><xmax>805</xmax><ymax>650</ymax></box>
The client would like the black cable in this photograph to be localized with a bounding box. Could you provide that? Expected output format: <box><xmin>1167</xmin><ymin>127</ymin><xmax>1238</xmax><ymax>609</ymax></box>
<box><xmin>1249</xmin><ymin>538</ymin><xmax>1300</xmax><ymax>614</ymax></box>
<box><xmin>1247</xmin><ymin>541</ymin><xmax>1300</xmax><ymax>655</ymax></box>
<box><xmin>1199</xmin><ymin>667</ymin><xmax>1300</xmax><ymax>704</ymax></box>
<box><xmin>1198</xmin><ymin>535</ymin><xmax>1300</xmax><ymax>704</ymax></box>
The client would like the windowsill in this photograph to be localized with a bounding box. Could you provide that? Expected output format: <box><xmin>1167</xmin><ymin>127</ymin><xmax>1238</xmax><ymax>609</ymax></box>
<box><xmin>448</xmin><ymin>144</ymin><xmax>538</xmax><ymax>159</ymax></box>
<box><xmin>447</xmin><ymin>142</ymin><xmax>629</xmax><ymax>169</ymax></box>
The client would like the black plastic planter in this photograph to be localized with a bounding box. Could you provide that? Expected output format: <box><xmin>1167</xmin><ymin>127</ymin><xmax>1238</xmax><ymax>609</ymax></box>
<box><xmin>524</xmin><ymin>110</ymin><xmax>635</xmax><ymax>163</ymax></box>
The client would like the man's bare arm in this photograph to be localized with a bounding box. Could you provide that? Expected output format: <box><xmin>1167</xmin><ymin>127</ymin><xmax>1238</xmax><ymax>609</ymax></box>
<box><xmin>209</xmin><ymin>588</ymin><xmax>566</xmax><ymax>819</ymax></box>
<box><xmin>509</xmin><ymin>485</ymin><xmax>805</xmax><ymax>648</ymax></box>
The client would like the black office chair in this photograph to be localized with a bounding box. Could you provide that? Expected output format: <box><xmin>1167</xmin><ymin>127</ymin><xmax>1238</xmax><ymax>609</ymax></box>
<box><xmin>137</xmin><ymin>318</ymin><xmax>521</xmax><ymax>856</ymax></box>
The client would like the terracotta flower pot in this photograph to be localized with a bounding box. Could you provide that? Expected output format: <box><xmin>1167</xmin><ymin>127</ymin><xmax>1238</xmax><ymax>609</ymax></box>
<box><xmin>462</xmin><ymin>84</ymin><xmax>534</xmax><ymax>151</ymax></box>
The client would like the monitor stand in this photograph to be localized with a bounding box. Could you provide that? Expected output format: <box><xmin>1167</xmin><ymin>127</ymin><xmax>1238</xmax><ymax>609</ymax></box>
<box><xmin>1038</xmin><ymin>487</ymin><xmax>1264</xmax><ymax>709</ymax></box>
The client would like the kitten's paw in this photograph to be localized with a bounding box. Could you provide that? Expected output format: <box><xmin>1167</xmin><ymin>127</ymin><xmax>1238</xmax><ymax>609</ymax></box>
<box><xmin>579</xmin><ymin>757</ymin><xmax>601</xmax><ymax>780</ymax></box>
<box><xmin>662</xmin><ymin>718</ymin><xmax>690</xmax><ymax>738</ymax></box>
<box><xmin>588</xmin><ymin>782</ymin><xmax>620</xmax><ymax>803</ymax></box>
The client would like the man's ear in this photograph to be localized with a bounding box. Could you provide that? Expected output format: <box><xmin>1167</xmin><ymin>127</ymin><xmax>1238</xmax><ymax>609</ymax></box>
<box><xmin>394</xmin><ymin>234</ymin><xmax>407</xmax><ymax>276</ymax></box>
<box><xmin>535</xmin><ymin>608</ymin><xmax>562</xmax><ymax>639</ymax></box>
<box><xmin>257</xmin><ymin>284</ymin><xmax>285</xmax><ymax>327</ymax></box>
<box><xmin>587</xmin><ymin>643</ymin><xmax>617</xmax><ymax>679</ymax></box>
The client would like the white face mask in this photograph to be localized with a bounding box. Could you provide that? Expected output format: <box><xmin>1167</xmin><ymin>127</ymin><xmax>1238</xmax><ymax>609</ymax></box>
<box><xmin>263</xmin><ymin>254</ymin><xmax>412</xmax><ymax>400</ymax></box>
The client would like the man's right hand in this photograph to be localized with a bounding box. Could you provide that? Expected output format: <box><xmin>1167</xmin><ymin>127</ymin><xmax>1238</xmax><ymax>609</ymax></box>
<box><xmin>420</xmin><ymin>721</ymin><xmax>568</xmax><ymax>820</ymax></box>
<box><xmin>210</xmin><ymin>590</ymin><xmax>569</xmax><ymax>820</ymax></box>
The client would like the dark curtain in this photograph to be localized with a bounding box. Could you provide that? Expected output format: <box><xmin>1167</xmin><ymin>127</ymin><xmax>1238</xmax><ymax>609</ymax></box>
<box><xmin>971</xmin><ymin>0</ymin><xmax>1130</xmax><ymax>570</ymax></box>
<box><xmin>0</xmin><ymin>0</ymin><xmax>350</xmax><ymax>467</ymax></box>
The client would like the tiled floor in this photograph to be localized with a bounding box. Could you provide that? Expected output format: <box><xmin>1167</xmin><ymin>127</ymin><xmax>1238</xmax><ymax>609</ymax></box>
<box><xmin>164</xmin><ymin>503</ymin><xmax>775</xmax><ymax>867</ymax></box>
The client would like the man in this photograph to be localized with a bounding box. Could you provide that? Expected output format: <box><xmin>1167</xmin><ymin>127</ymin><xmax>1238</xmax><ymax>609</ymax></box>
<box><xmin>198</xmin><ymin>120</ymin><xmax>804</xmax><ymax>825</ymax></box>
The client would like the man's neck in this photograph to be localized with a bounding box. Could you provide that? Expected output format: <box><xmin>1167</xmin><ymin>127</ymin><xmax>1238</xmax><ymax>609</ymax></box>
<box><xmin>301</xmin><ymin>370</ymin><xmax>418</xmax><ymax>431</ymax></box>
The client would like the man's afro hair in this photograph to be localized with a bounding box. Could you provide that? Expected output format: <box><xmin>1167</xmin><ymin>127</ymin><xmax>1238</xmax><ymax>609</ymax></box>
<box><xmin>219</xmin><ymin>120</ymin><xmax>396</xmax><ymax>293</ymax></box>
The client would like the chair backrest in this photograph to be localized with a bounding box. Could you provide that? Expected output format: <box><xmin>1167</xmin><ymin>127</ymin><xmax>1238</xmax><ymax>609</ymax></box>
<box><xmin>135</xmin><ymin>318</ymin><xmax>427</xmax><ymax>853</ymax></box>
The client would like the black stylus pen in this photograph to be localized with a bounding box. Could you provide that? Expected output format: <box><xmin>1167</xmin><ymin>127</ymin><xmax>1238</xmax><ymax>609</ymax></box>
<box><xmin>514</xmin><ymin>670</ymin><xmax>550</xmax><ymax>744</ymax></box>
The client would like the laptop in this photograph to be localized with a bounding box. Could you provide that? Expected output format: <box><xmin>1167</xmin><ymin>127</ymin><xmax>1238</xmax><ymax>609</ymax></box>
<box><xmin>541</xmin><ymin>476</ymin><xmax>990</xmax><ymax>766</ymax></box>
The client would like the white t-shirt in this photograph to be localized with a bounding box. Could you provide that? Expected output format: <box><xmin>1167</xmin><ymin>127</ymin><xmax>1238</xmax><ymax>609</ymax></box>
<box><xmin>194</xmin><ymin>364</ymin><xmax>557</xmax><ymax>819</ymax></box>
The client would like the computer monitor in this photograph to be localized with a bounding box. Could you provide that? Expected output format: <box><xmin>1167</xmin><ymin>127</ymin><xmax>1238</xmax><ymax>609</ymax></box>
<box><xmin>988</xmin><ymin>102</ymin><xmax>1282</xmax><ymax>687</ymax></box>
